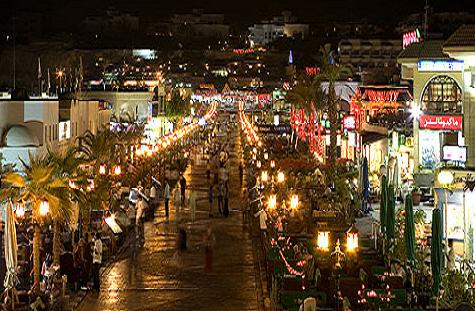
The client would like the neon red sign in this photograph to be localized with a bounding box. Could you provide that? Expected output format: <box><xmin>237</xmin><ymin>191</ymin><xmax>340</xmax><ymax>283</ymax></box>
<box><xmin>363</xmin><ymin>90</ymin><xmax>400</xmax><ymax>102</ymax></box>
<box><xmin>419</xmin><ymin>115</ymin><xmax>462</xmax><ymax>130</ymax></box>
<box><xmin>305</xmin><ymin>67</ymin><xmax>320</xmax><ymax>75</ymax></box>
<box><xmin>403</xmin><ymin>29</ymin><xmax>421</xmax><ymax>49</ymax></box>
<box><xmin>343</xmin><ymin>115</ymin><xmax>356</xmax><ymax>130</ymax></box>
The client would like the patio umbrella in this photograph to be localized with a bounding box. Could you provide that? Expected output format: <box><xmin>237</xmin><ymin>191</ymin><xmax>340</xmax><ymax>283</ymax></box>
<box><xmin>4</xmin><ymin>200</ymin><xmax>19</xmax><ymax>292</ymax></box>
<box><xmin>362</xmin><ymin>157</ymin><xmax>370</xmax><ymax>212</ymax></box>
<box><xmin>404</xmin><ymin>194</ymin><xmax>416</xmax><ymax>263</ymax></box>
<box><xmin>431</xmin><ymin>208</ymin><xmax>443</xmax><ymax>297</ymax></box>
<box><xmin>380</xmin><ymin>175</ymin><xmax>388</xmax><ymax>234</ymax></box>
<box><xmin>386</xmin><ymin>185</ymin><xmax>395</xmax><ymax>240</ymax></box>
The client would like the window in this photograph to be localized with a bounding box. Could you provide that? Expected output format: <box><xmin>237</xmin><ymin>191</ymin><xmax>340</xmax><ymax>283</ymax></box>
<box><xmin>421</xmin><ymin>75</ymin><xmax>462</xmax><ymax>114</ymax></box>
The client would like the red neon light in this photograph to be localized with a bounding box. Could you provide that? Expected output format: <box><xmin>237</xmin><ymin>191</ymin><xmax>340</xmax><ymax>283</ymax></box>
<box><xmin>419</xmin><ymin>115</ymin><xmax>462</xmax><ymax>130</ymax></box>
<box><xmin>403</xmin><ymin>30</ymin><xmax>421</xmax><ymax>49</ymax></box>
<box><xmin>305</xmin><ymin>67</ymin><xmax>320</xmax><ymax>75</ymax></box>
<box><xmin>363</xmin><ymin>90</ymin><xmax>400</xmax><ymax>102</ymax></box>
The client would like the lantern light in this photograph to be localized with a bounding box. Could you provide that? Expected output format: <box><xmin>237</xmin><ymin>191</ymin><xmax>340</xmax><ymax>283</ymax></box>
<box><xmin>261</xmin><ymin>170</ymin><xmax>268</xmax><ymax>182</ymax></box>
<box><xmin>258</xmin><ymin>141</ymin><xmax>262</xmax><ymax>148</ymax></box>
<box><xmin>277</xmin><ymin>171</ymin><xmax>285</xmax><ymax>183</ymax></box>
<box><xmin>264</xmin><ymin>152</ymin><xmax>269</xmax><ymax>160</ymax></box>
<box><xmin>268</xmin><ymin>194</ymin><xmax>277</xmax><ymax>210</ymax></box>
<box><xmin>68</xmin><ymin>180</ymin><xmax>77</xmax><ymax>189</ymax></box>
<box><xmin>113</xmin><ymin>165</ymin><xmax>121</xmax><ymax>176</ymax></box>
<box><xmin>16</xmin><ymin>202</ymin><xmax>25</xmax><ymax>218</ymax></box>
<box><xmin>317</xmin><ymin>231</ymin><xmax>330</xmax><ymax>251</ymax></box>
<box><xmin>39</xmin><ymin>201</ymin><xmax>49</xmax><ymax>216</ymax></box>
<box><xmin>346</xmin><ymin>224</ymin><xmax>359</xmax><ymax>252</ymax></box>
<box><xmin>270</xmin><ymin>160</ymin><xmax>275</xmax><ymax>168</ymax></box>
<box><xmin>99</xmin><ymin>164</ymin><xmax>106</xmax><ymax>175</ymax></box>
<box><xmin>256</xmin><ymin>160</ymin><xmax>262</xmax><ymax>168</ymax></box>
<box><xmin>253</xmin><ymin>147</ymin><xmax>257</xmax><ymax>154</ymax></box>
<box><xmin>437</xmin><ymin>170</ymin><xmax>454</xmax><ymax>185</ymax></box>
<box><xmin>290</xmin><ymin>194</ymin><xmax>299</xmax><ymax>209</ymax></box>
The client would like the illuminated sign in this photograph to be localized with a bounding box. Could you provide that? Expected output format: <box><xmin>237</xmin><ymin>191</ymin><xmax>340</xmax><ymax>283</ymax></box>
<box><xmin>59</xmin><ymin>121</ymin><xmax>71</xmax><ymax>141</ymax></box>
<box><xmin>443</xmin><ymin>145</ymin><xmax>466</xmax><ymax>162</ymax></box>
<box><xmin>419</xmin><ymin>115</ymin><xmax>462</xmax><ymax>130</ymax></box>
<box><xmin>402</xmin><ymin>29</ymin><xmax>421</xmax><ymax>49</ymax></box>
<box><xmin>305</xmin><ymin>67</ymin><xmax>320</xmax><ymax>75</ymax></box>
<box><xmin>362</xmin><ymin>90</ymin><xmax>400</xmax><ymax>102</ymax></box>
<box><xmin>417</xmin><ymin>60</ymin><xmax>464</xmax><ymax>72</ymax></box>
<box><xmin>343</xmin><ymin>115</ymin><xmax>356</xmax><ymax>130</ymax></box>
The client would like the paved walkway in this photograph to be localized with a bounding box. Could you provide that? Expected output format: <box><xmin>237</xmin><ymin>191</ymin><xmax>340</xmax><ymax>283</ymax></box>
<box><xmin>79</xmin><ymin>117</ymin><xmax>260</xmax><ymax>311</ymax></box>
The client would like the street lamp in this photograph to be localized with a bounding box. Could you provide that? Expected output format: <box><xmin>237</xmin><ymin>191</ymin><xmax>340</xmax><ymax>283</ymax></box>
<box><xmin>317</xmin><ymin>231</ymin><xmax>330</xmax><ymax>251</ymax></box>
<box><xmin>39</xmin><ymin>200</ymin><xmax>49</xmax><ymax>216</ymax></box>
<box><xmin>113</xmin><ymin>165</ymin><xmax>122</xmax><ymax>176</ymax></box>
<box><xmin>256</xmin><ymin>160</ymin><xmax>262</xmax><ymax>169</ymax></box>
<box><xmin>16</xmin><ymin>201</ymin><xmax>25</xmax><ymax>218</ymax></box>
<box><xmin>437</xmin><ymin>170</ymin><xmax>454</xmax><ymax>255</ymax></box>
<box><xmin>264</xmin><ymin>152</ymin><xmax>269</xmax><ymax>160</ymax></box>
<box><xmin>437</xmin><ymin>170</ymin><xmax>454</xmax><ymax>185</ymax></box>
<box><xmin>99</xmin><ymin>164</ymin><xmax>107</xmax><ymax>175</ymax></box>
<box><xmin>290</xmin><ymin>194</ymin><xmax>299</xmax><ymax>209</ymax></box>
<box><xmin>277</xmin><ymin>171</ymin><xmax>285</xmax><ymax>183</ymax></box>
<box><xmin>261</xmin><ymin>170</ymin><xmax>269</xmax><ymax>183</ymax></box>
<box><xmin>270</xmin><ymin>160</ymin><xmax>275</xmax><ymax>168</ymax></box>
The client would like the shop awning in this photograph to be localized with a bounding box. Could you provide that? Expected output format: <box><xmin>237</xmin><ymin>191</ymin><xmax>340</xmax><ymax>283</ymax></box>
<box><xmin>359</xmin><ymin>122</ymin><xmax>388</xmax><ymax>144</ymax></box>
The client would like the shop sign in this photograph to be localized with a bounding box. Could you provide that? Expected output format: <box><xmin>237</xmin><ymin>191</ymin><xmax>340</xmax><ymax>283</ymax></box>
<box><xmin>343</xmin><ymin>115</ymin><xmax>356</xmax><ymax>130</ymax></box>
<box><xmin>419</xmin><ymin>115</ymin><xmax>462</xmax><ymax>130</ymax></box>
<box><xmin>257</xmin><ymin>124</ymin><xmax>291</xmax><ymax>134</ymax></box>
<box><xmin>417</xmin><ymin>60</ymin><xmax>464</xmax><ymax>72</ymax></box>
<box><xmin>402</xmin><ymin>29</ymin><xmax>421</xmax><ymax>49</ymax></box>
<box><xmin>442</xmin><ymin>145</ymin><xmax>466</xmax><ymax>162</ymax></box>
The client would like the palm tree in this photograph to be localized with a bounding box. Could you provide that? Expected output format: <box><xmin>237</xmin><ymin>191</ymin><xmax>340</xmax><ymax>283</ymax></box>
<box><xmin>0</xmin><ymin>154</ymin><xmax>70</xmax><ymax>295</ymax></box>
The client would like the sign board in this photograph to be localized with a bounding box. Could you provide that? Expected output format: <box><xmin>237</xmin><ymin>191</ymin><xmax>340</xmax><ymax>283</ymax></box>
<box><xmin>419</xmin><ymin>115</ymin><xmax>462</xmax><ymax>131</ymax></box>
<box><xmin>59</xmin><ymin>121</ymin><xmax>71</xmax><ymax>141</ymax></box>
<box><xmin>343</xmin><ymin>115</ymin><xmax>356</xmax><ymax>130</ymax></box>
<box><xmin>257</xmin><ymin>124</ymin><xmax>291</xmax><ymax>134</ymax></box>
<box><xmin>443</xmin><ymin>145</ymin><xmax>466</xmax><ymax>162</ymax></box>
<box><xmin>403</xmin><ymin>29</ymin><xmax>421</xmax><ymax>49</ymax></box>
<box><xmin>417</xmin><ymin>60</ymin><xmax>464</xmax><ymax>72</ymax></box>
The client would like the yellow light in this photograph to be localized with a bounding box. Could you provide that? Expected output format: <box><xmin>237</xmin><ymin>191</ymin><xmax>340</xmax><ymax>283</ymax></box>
<box><xmin>437</xmin><ymin>170</ymin><xmax>454</xmax><ymax>185</ymax></box>
<box><xmin>277</xmin><ymin>171</ymin><xmax>285</xmax><ymax>183</ymax></box>
<box><xmin>261</xmin><ymin>170</ymin><xmax>268</xmax><ymax>182</ymax></box>
<box><xmin>264</xmin><ymin>152</ymin><xmax>269</xmax><ymax>160</ymax></box>
<box><xmin>256</xmin><ymin>160</ymin><xmax>262</xmax><ymax>168</ymax></box>
<box><xmin>252</xmin><ymin>154</ymin><xmax>257</xmax><ymax>161</ymax></box>
<box><xmin>347</xmin><ymin>233</ymin><xmax>359</xmax><ymax>252</ymax></box>
<box><xmin>99</xmin><ymin>164</ymin><xmax>106</xmax><ymax>175</ymax></box>
<box><xmin>68</xmin><ymin>180</ymin><xmax>76</xmax><ymax>189</ymax></box>
<box><xmin>290</xmin><ymin>194</ymin><xmax>299</xmax><ymax>209</ymax></box>
<box><xmin>16</xmin><ymin>202</ymin><xmax>25</xmax><ymax>218</ymax></box>
<box><xmin>146</xmin><ymin>147</ymin><xmax>153</xmax><ymax>157</ymax></box>
<box><xmin>258</xmin><ymin>141</ymin><xmax>262</xmax><ymax>148</ymax></box>
<box><xmin>317</xmin><ymin>232</ymin><xmax>329</xmax><ymax>251</ymax></box>
<box><xmin>253</xmin><ymin>147</ymin><xmax>257</xmax><ymax>154</ymax></box>
<box><xmin>39</xmin><ymin>201</ymin><xmax>49</xmax><ymax>216</ymax></box>
<box><xmin>113</xmin><ymin>165</ymin><xmax>121</xmax><ymax>176</ymax></box>
<box><xmin>268</xmin><ymin>194</ymin><xmax>277</xmax><ymax>209</ymax></box>
<box><xmin>270</xmin><ymin>160</ymin><xmax>275</xmax><ymax>168</ymax></box>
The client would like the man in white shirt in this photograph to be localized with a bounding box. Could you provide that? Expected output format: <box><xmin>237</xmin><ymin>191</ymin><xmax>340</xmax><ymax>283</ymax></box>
<box><xmin>92</xmin><ymin>232</ymin><xmax>103</xmax><ymax>292</ymax></box>
<box><xmin>254</xmin><ymin>209</ymin><xmax>268</xmax><ymax>231</ymax></box>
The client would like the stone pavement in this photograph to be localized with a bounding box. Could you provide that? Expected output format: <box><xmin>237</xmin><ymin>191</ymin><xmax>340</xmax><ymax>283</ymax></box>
<box><xmin>79</xmin><ymin>118</ymin><xmax>261</xmax><ymax>311</ymax></box>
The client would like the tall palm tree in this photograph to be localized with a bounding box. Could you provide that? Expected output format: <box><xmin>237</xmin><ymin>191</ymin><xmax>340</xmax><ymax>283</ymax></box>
<box><xmin>0</xmin><ymin>154</ymin><xmax>70</xmax><ymax>295</ymax></box>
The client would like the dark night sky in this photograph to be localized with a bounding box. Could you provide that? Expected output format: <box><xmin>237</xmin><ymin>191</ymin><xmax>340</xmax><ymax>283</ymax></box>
<box><xmin>3</xmin><ymin>0</ymin><xmax>475</xmax><ymax>24</ymax></box>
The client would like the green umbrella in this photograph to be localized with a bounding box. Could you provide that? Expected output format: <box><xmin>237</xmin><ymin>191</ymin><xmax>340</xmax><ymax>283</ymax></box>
<box><xmin>380</xmin><ymin>175</ymin><xmax>388</xmax><ymax>234</ymax></box>
<box><xmin>404</xmin><ymin>194</ymin><xmax>416</xmax><ymax>263</ymax></box>
<box><xmin>431</xmin><ymin>208</ymin><xmax>443</xmax><ymax>296</ymax></box>
<box><xmin>386</xmin><ymin>185</ymin><xmax>396</xmax><ymax>240</ymax></box>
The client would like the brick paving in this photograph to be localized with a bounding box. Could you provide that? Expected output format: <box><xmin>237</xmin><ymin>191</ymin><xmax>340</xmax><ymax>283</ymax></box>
<box><xmin>79</xmin><ymin>118</ymin><xmax>260</xmax><ymax>311</ymax></box>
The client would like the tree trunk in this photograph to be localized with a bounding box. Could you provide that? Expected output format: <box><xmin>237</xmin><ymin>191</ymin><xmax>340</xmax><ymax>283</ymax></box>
<box><xmin>53</xmin><ymin>221</ymin><xmax>61</xmax><ymax>266</ymax></box>
<box><xmin>33</xmin><ymin>225</ymin><xmax>41</xmax><ymax>296</ymax></box>
<box><xmin>328</xmin><ymin>81</ymin><xmax>338</xmax><ymax>179</ymax></box>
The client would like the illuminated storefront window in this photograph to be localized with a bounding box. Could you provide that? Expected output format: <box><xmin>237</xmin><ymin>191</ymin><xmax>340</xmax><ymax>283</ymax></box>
<box><xmin>421</xmin><ymin>75</ymin><xmax>462</xmax><ymax>114</ymax></box>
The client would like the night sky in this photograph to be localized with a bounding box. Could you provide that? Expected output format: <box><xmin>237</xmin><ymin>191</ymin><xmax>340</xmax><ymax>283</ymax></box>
<box><xmin>3</xmin><ymin>0</ymin><xmax>475</xmax><ymax>24</ymax></box>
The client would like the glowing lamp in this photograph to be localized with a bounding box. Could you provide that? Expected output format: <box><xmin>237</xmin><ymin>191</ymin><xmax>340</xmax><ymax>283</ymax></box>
<box><xmin>270</xmin><ymin>160</ymin><xmax>275</xmax><ymax>168</ymax></box>
<box><xmin>346</xmin><ymin>224</ymin><xmax>359</xmax><ymax>252</ymax></box>
<box><xmin>277</xmin><ymin>171</ymin><xmax>285</xmax><ymax>183</ymax></box>
<box><xmin>113</xmin><ymin>165</ymin><xmax>122</xmax><ymax>176</ymax></box>
<box><xmin>258</xmin><ymin>141</ymin><xmax>262</xmax><ymax>148</ymax></box>
<box><xmin>268</xmin><ymin>194</ymin><xmax>277</xmax><ymax>210</ymax></box>
<box><xmin>68</xmin><ymin>180</ymin><xmax>77</xmax><ymax>189</ymax></box>
<box><xmin>317</xmin><ymin>231</ymin><xmax>330</xmax><ymax>251</ymax></box>
<box><xmin>252</xmin><ymin>154</ymin><xmax>257</xmax><ymax>161</ymax></box>
<box><xmin>39</xmin><ymin>200</ymin><xmax>49</xmax><ymax>216</ymax></box>
<box><xmin>256</xmin><ymin>160</ymin><xmax>262</xmax><ymax>168</ymax></box>
<box><xmin>99</xmin><ymin>164</ymin><xmax>106</xmax><ymax>175</ymax></box>
<box><xmin>290</xmin><ymin>194</ymin><xmax>299</xmax><ymax>209</ymax></box>
<box><xmin>437</xmin><ymin>170</ymin><xmax>454</xmax><ymax>185</ymax></box>
<box><xmin>261</xmin><ymin>170</ymin><xmax>268</xmax><ymax>182</ymax></box>
<box><xmin>16</xmin><ymin>202</ymin><xmax>25</xmax><ymax>218</ymax></box>
<box><xmin>253</xmin><ymin>147</ymin><xmax>257</xmax><ymax>154</ymax></box>
<box><xmin>264</xmin><ymin>152</ymin><xmax>269</xmax><ymax>160</ymax></box>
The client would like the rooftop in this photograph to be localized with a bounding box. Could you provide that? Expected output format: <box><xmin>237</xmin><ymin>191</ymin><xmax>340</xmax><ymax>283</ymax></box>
<box><xmin>444</xmin><ymin>24</ymin><xmax>475</xmax><ymax>48</ymax></box>
<box><xmin>397</xmin><ymin>40</ymin><xmax>450</xmax><ymax>60</ymax></box>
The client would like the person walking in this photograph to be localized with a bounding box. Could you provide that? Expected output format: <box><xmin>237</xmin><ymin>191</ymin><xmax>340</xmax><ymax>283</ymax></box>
<box><xmin>180</xmin><ymin>176</ymin><xmax>187</xmax><ymax>207</ymax></box>
<box><xmin>208</xmin><ymin>184</ymin><xmax>214</xmax><ymax>218</ymax></box>
<box><xmin>218</xmin><ymin>183</ymin><xmax>224</xmax><ymax>215</ymax></box>
<box><xmin>163</xmin><ymin>179</ymin><xmax>171</xmax><ymax>224</ymax></box>
<box><xmin>203</xmin><ymin>224</ymin><xmax>216</xmax><ymax>272</ymax></box>
<box><xmin>174</xmin><ymin>188</ymin><xmax>182</xmax><ymax>223</ymax></box>
<box><xmin>92</xmin><ymin>232</ymin><xmax>103</xmax><ymax>292</ymax></box>
<box><xmin>189</xmin><ymin>189</ymin><xmax>197</xmax><ymax>223</ymax></box>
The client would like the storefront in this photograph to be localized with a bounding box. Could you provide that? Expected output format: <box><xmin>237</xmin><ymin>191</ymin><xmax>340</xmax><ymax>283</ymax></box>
<box><xmin>434</xmin><ymin>169</ymin><xmax>475</xmax><ymax>260</ymax></box>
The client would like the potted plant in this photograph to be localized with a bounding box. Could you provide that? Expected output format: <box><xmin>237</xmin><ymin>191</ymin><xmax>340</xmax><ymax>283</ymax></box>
<box><xmin>412</xmin><ymin>187</ymin><xmax>422</xmax><ymax>206</ymax></box>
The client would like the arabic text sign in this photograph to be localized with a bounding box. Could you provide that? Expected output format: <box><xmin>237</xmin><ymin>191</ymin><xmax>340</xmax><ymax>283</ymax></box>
<box><xmin>419</xmin><ymin>115</ymin><xmax>462</xmax><ymax>131</ymax></box>
<box><xmin>417</xmin><ymin>60</ymin><xmax>464</xmax><ymax>72</ymax></box>
<box><xmin>343</xmin><ymin>115</ymin><xmax>356</xmax><ymax>130</ymax></box>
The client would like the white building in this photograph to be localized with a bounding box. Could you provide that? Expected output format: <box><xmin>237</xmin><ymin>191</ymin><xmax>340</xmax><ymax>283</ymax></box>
<box><xmin>248</xmin><ymin>23</ymin><xmax>284</xmax><ymax>47</ymax></box>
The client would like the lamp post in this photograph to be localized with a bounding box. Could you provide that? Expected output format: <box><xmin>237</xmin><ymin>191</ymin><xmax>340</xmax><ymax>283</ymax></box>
<box><xmin>317</xmin><ymin>231</ymin><xmax>330</xmax><ymax>251</ymax></box>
